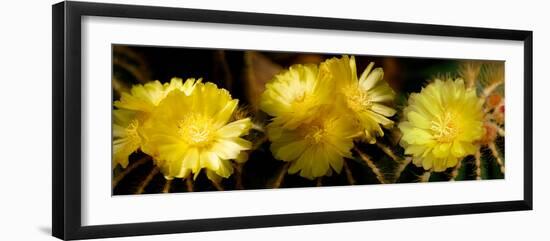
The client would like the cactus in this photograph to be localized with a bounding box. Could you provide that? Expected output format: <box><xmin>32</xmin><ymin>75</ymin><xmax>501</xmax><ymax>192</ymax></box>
<box><xmin>111</xmin><ymin>48</ymin><xmax>504</xmax><ymax>195</ymax></box>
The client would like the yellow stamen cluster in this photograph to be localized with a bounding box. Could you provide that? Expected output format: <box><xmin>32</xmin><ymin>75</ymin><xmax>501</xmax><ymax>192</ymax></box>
<box><xmin>430</xmin><ymin>112</ymin><xmax>459</xmax><ymax>143</ymax></box>
<box><xmin>177</xmin><ymin>115</ymin><xmax>213</xmax><ymax>146</ymax></box>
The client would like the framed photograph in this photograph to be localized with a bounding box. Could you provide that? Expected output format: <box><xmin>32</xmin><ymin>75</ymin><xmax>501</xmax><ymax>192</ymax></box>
<box><xmin>52</xmin><ymin>1</ymin><xmax>533</xmax><ymax>240</ymax></box>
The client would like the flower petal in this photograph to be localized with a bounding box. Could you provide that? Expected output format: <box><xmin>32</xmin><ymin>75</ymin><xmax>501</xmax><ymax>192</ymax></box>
<box><xmin>213</xmin><ymin>99</ymin><xmax>238</xmax><ymax>127</ymax></box>
<box><xmin>217</xmin><ymin>118</ymin><xmax>252</xmax><ymax>138</ymax></box>
<box><xmin>274</xmin><ymin>140</ymin><xmax>307</xmax><ymax>162</ymax></box>
<box><xmin>359</xmin><ymin>67</ymin><xmax>384</xmax><ymax>91</ymax></box>
<box><xmin>371</xmin><ymin>103</ymin><xmax>396</xmax><ymax>117</ymax></box>
<box><xmin>451</xmin><ymin>141</ymin><xmax>466</xmax><ymax>157</ymax></box>
<box><xmin>433</xmin><ymin>143</ymin><xmax>451</xmax><ymax>158</ymax></box>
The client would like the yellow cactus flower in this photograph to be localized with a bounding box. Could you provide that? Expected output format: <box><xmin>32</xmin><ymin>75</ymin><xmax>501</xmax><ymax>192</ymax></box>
<box><xmin>398</xmin><ymin>78</ymin><xmax>485</xmax><ymax>172</ymax></box>
<box><xmin>319</xmin><ymin>55</ymin><xmax>396</xmax><ymax>144</ymax></box>
<box><xmin>142</xmin><ymin>82</ymin><xmax>252</xmax><ymax>180</ymax></box>
<box><xmin>112</xmin><ymin>77</ymin><xmax>201</xmax><ymax>169</ymax></box>
<box><xmin>267</xmin><ymin>108</ymin><xmax>356</xmax><ymax>180</ymax></box>
<box><xmin>260</xmin><ymin>64</ymin><xmax>331</xmax><ymax>129</ymax></box>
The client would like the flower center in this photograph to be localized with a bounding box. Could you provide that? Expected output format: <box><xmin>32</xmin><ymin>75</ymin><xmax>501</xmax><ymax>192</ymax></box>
<box><xmin>291</xmin><ymin>90</ymin><xmax>316</xmax><ymax>111</ymax></box>
<box><xmin>430</xmin><ymin>112</ymin><xmax>459</xmax><ymax>143</ymax></box>
<box><xmin>177</xmin><ymin>114</ymin><xmax>214</xmax><ymax>147</ymax></box>
<box><xmin>300</xmin><ymin>120</ymin><xmax>332</xmax><ymax>145</ymax></box>
<box><xmin>344</xmin><ymin>87</ymin><xmax>372</xmax><ymax>112</ymax></box>
<box><xmin>305</xmin><ymin>126</ymin><xmax>326</xmax><ymax>144</ymax></box>
<box><xmin>294</xmin><ymin>92</ymin><xmax>307</xmax><ymax>102</ymax></box>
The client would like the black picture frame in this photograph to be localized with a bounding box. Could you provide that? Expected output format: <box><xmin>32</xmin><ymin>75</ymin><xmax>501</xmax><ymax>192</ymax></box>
<box><xmin>52</xmin><ymin>1</ymin><xmax>533</xmax><ymax>240</ymax></box>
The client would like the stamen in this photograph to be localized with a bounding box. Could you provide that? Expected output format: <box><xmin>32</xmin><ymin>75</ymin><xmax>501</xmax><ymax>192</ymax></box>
<box><xmin>345</xmin><ymin>87</ymin><xmax>372</xmax><ymax>112</ymax></box>
<box><xmin>125</xmin><ymin>119</ymin><xmax>141</xmax><ymax>142</ymax></box>
<box><xmin>177</xmin><ymin>114</ymin><xmax>214</xmax><ymax>146</ymax></box>
<box><xmin>430</xmin><ymin>112</ymin><xmax>458</xmax><ymax>143</ymax></box>
<box><xmin>305</xmin><ymin>126</ymin><xmax>326</xmax><ymax>143</ymax></box>
<box><xmin>301</xmin><ymin>121</ymin><xmax>331</xmax><ymax>144</ymax></box>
